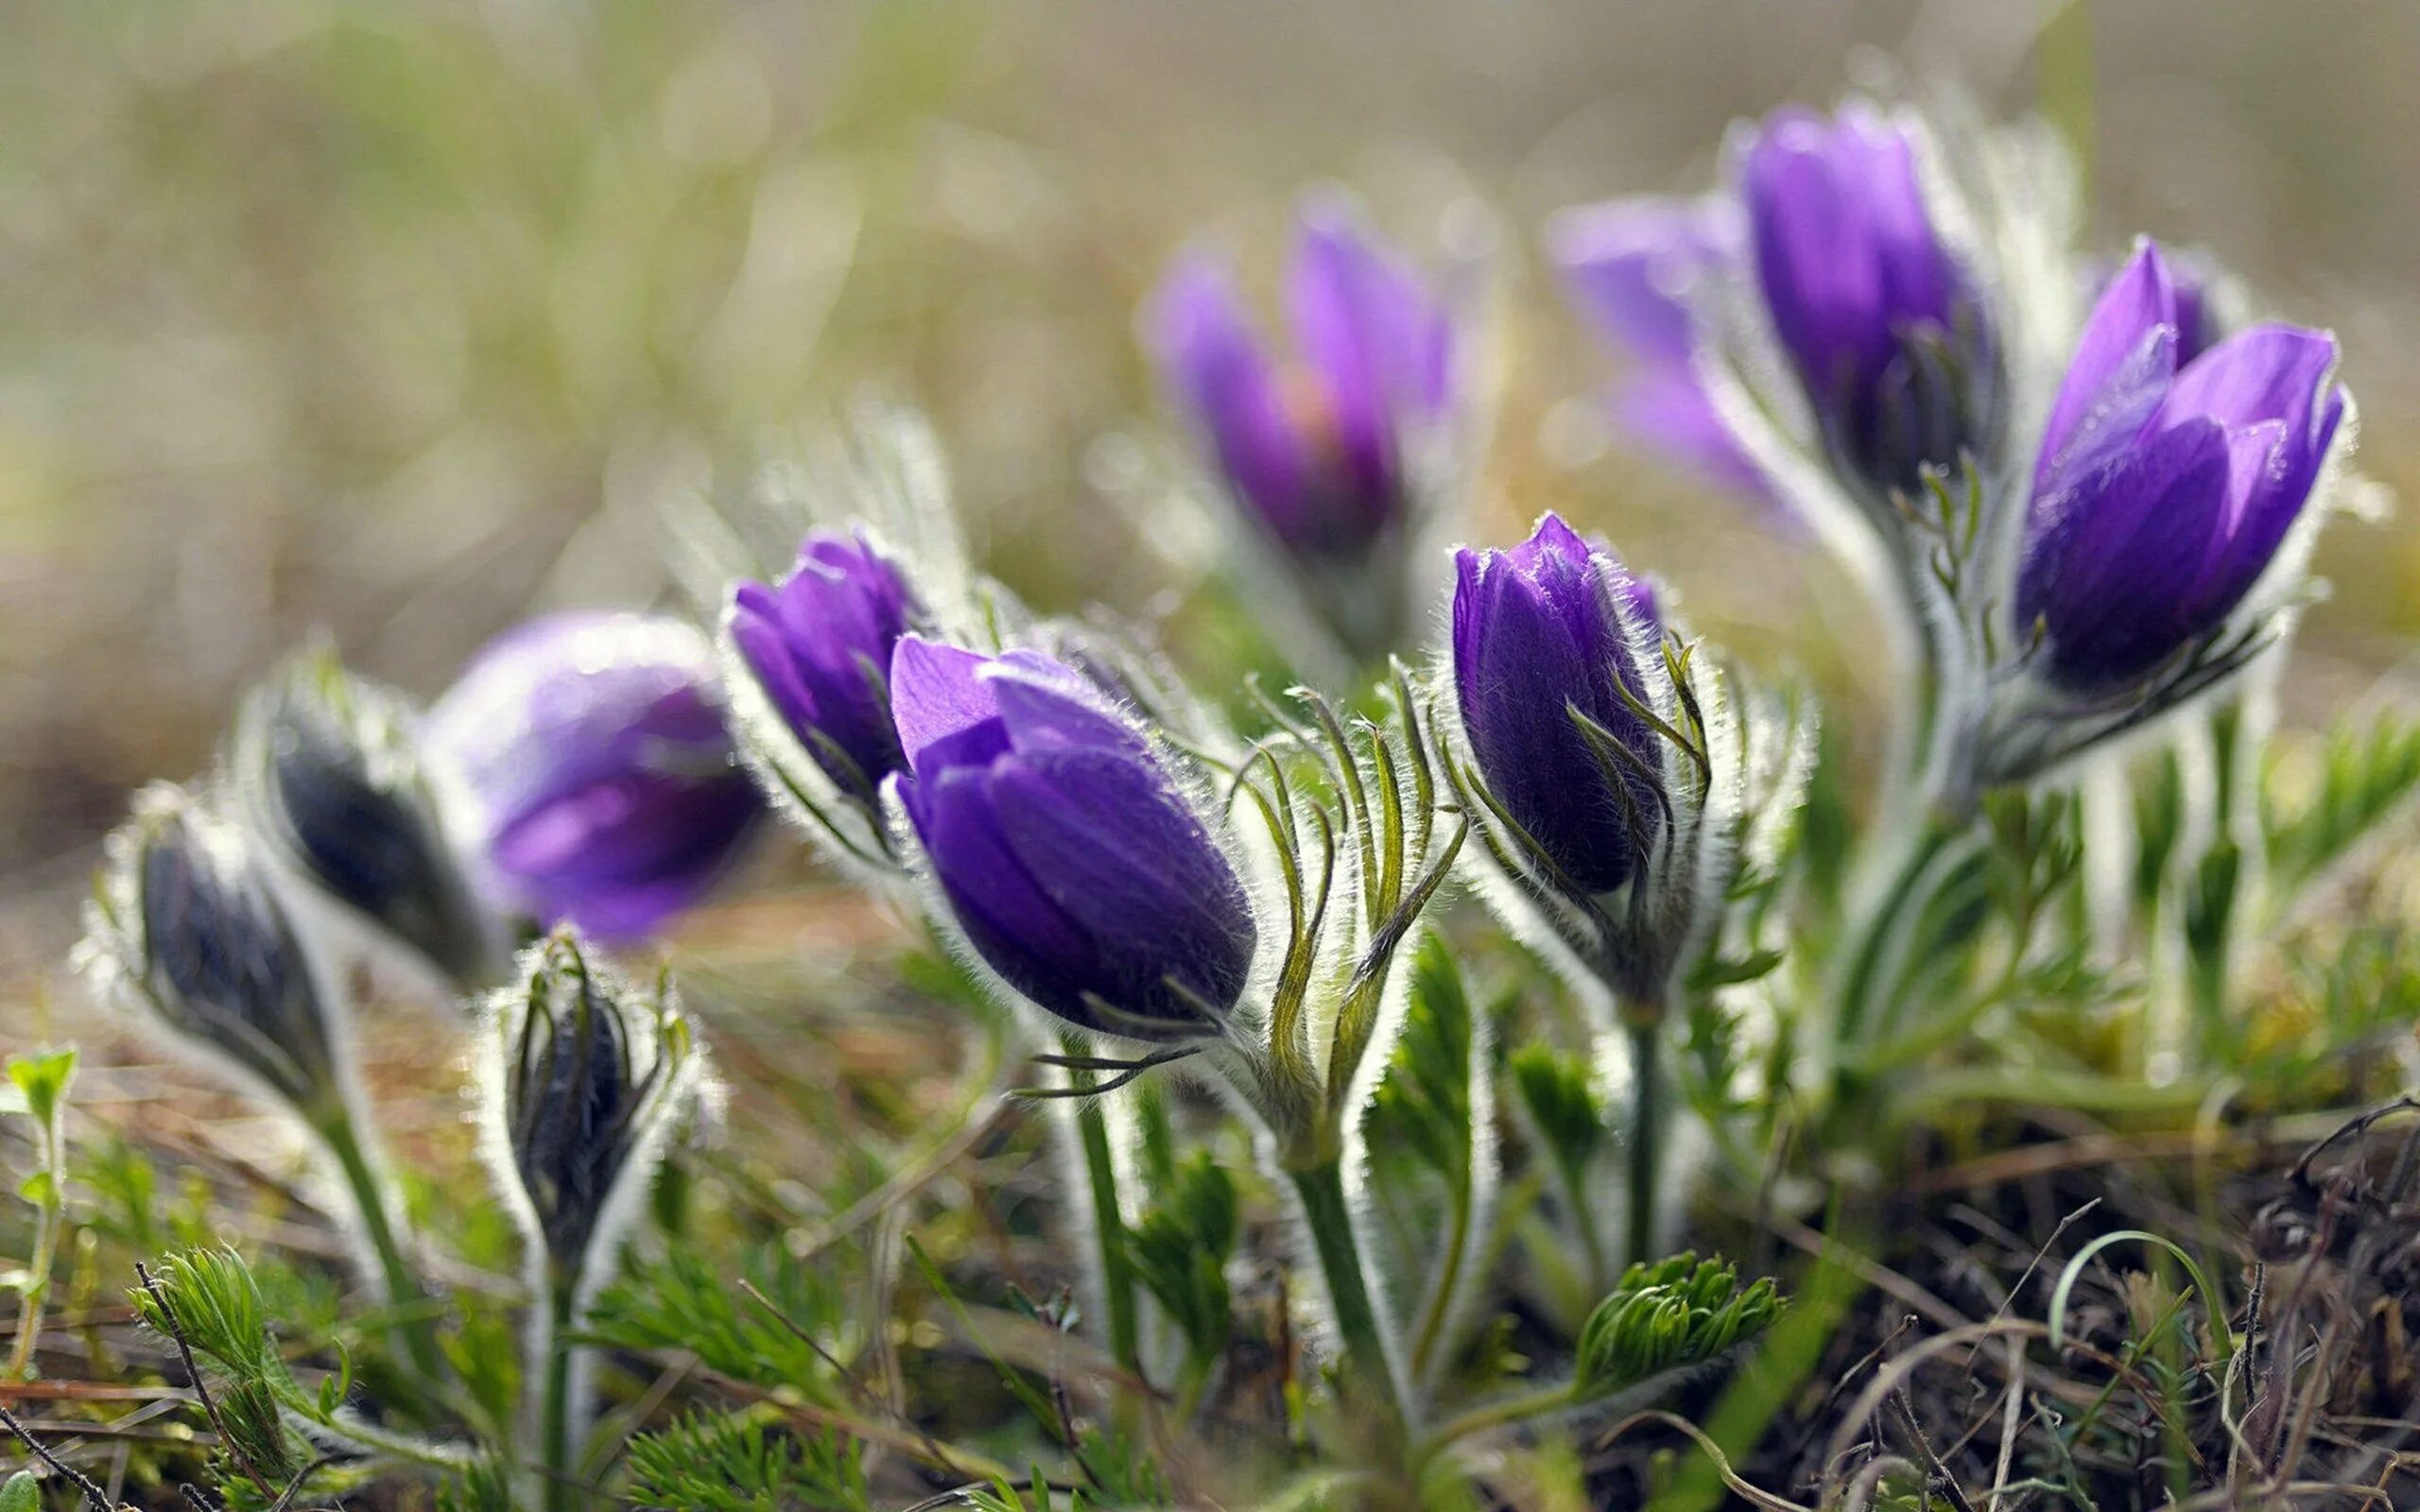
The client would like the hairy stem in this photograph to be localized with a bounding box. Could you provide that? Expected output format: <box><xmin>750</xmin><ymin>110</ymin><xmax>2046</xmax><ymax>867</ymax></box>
<box><xmin>1420</xmin><ymin>1379</ymin><xmax>1577</xmax><ymax>1461</ymax></box>
<box><xmin>316</xmin><ymin>1110</ymin><xmax>445</xmax><ymax>1381</ymax></box>
<box><xmin>1408</xmin><ymin>1171</ymin><xmax>1473</xmax><ymax>1384</ymax></box>
<box><xmin>1287</xmin><ymin>1158</ymin><xmax>1409</xmax><ymax>1458</ymax></box>
<box><xmin>1833</xmin><ymin>812</ymin><xmax>1974</xmax><ymax>1052</ymax></box>
<box><xmin>1622</xmin><ymin>1016</ymin><xmax>1664</xmax><ymax>1271</ymax></box>
<box><xmin>1065</xmin><ymin>1052</ymin><xmax>1141</xmax><ymax>1376</ymax></box>
<box><xmin>5</xmin><ymin>1118</ymin><xmax>61</xmax><ymax>1382</ymax></box>
<box><xmin>538</xmin><ymin>1272</ymin><xmax>579</xmax><ymax>1512</ymax></box>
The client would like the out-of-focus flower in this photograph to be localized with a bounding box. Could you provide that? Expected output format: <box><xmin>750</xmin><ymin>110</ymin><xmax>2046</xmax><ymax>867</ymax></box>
<box><xmin>233</xmin><ymin>644</ymin><xmax>502</xmax><ymax>987</ymax></box>
<box><xmin>1149</xmin><ymin>196</ymin><xmax>1464</xmax><ymax>665</ymax></box>
<box><xmin>429</xmin><ymin>613</ymin><xmax>762</xmax><ymax>940</ymax></box>
<box><xmin>78</xmin><ymin>785</ymin><xmax>341</xmax><ymax>1119</ymax></box>
<box><xmin>1453</xmin><ymin>514</ymin><xmax>1665</xmax><ymax>897</ymax></box>
<box><xmin>889</xmin><ymin>636</ymin><xmax>1258</xmax><ymax>1041</ymax></box>
<box><xmin>1737</xmin><ymin>101</ymin><xmax>1995</xmax><ymax>497</ymax></box>
<box><xmin>483</xmin><ymin>929</ymin><xmax>702</xmax><ymax>1280</ymax></box>
<box><xmin>2016</xmin><ymin>240</ymin><xmax>2346</xmax><ymax>696</ymax></box>
<box><xmin>1549</xmin><ymin>198</ymin><xmax>1766</xmax><ymax>498</ymax></box>
<box><xmin>723</xmin><ymin>530</ymin><xmax>920</xmax><ymax>869</ymax></box>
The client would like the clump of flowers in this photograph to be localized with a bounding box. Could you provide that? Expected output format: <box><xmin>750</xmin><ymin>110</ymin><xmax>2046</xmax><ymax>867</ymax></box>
<box><xmin>28</xmin><ymin>77</ymin><xmax>2403</xmax><ymax>1512</ymax></box>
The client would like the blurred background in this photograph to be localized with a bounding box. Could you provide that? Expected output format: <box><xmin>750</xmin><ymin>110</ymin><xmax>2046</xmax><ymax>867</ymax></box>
<box><xmin>6</xmin><ymin>0</ymin><xmax>2419</xmax><ymax>980</ymax></box>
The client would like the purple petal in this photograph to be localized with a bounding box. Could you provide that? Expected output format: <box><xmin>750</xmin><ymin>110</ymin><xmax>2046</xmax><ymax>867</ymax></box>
<box><xmin>2036</xmin><ymin>241</ymin><xmax>2180</xmax><ymax>494</ymax></box>
<box><xmin>890</xmin><ymin>637</ymin><xmax>1006</xmax><ymax>769</ymax></box>
<box><xmin>2022</xmin><ymin>420</ymin><xmax>2236</xmax><ymax>690</ymax></box>
<box><xmin>1550</xmin><ymin>198</ymin><xmax>1736</xmax><ymax>367</ymax></box>
<box><xmin>1453</xmin><ymin>515</ymin><xmax>1660</xmax><ymax>894</ymax></box>
<box><xmin>428</xmin><ymin>612</ymin><xmax>762</xmax><ymax>937</ymax></box>
<box><xmin>1740</xmin><ymin>101</ymin><xmax>1963</xmax><ymax>469</ymax></box>
<box><xmin>1612</xmin><ymin>367</ymin><xmax>1768</xmax><ymax>494</ymax></box>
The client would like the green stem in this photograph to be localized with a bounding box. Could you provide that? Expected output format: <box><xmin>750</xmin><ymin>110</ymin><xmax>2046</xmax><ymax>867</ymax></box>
<box><xmin>539</xmin><ymin>1274</ymin><xmax>578</xmax><ymax>1512</ymax></box>
<box><xmin>1419</xmin><ymin>1379</ymin><xmax>1576</xmax><ymax>1462</ymax></box>
<box><xmin>5</xmin><ymin>1126</ymin><xmax>61</xmax><ymax>1381</ymax></box>
<box><xmin>1622</xmin><ymin>1018</ymin><xmax>1663</xmax><ymax>1271</ymax></box>
<box><xmin>1069</xmin><ymin>1077</ymin><xmax>1140</xmax><ymax>1375</ymax></box>
<box><xmin>1562</xmin><ymin>1157</ymin><xmax>1611</xmax><ymax>1303</ymax></box>
<box><xmin>1833</xmin><ymin>813</ymin><xmax>1973</xmax><ymax>1052</ymax></box>
<box><xmin>316</xmin><ymin>1111</ymin><xmax>445</xmax><ymax>1382</ymax></box>
<box><xmin>1287</xmin><ymin>1159</ymin><xmax>1409</xmax><ymax>1457</ymax></box>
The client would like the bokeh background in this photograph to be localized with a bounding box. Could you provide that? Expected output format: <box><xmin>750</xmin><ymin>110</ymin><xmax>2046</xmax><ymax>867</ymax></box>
<box><xmin>6</xmin><ymin>0</ymin><xmax>2419</xmax><ymax>985</ymax></box>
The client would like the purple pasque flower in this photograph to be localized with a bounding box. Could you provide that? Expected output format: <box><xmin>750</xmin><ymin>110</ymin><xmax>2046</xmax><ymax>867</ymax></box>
<box><xmin>1549</xmin><ymin>198</ymin><xmax>1766</xmax><ymax>498</ymax></box>
<box><xmin>1738</xmin><ymin>101</ymin><xmax>1993</xmax><ymax>494</ymax></box>
<box><xmin>2016</xmin><ymin>240</ymin><xmax>2346</xmax><ymax>695</ymax></box>
<box><xmin>889</xmin><ymin>636</ymin><xmax>1257</xmax><ymax>1041</ymax></box>
<box><xmin>1150</xmin><ymin>198</ymin><xmax>1455</xmax><ymax>563</ymax></box>
<box><xmin>1452</xmin><ymin>513</ymin><xmax>1667</xmax><ymax>897</ymax></box>
<box><xmin>728</xmin><ymin>529</ymin><xmax>920</xmax><ymax>808</ymax></box>
<box><xmin>429</xmin><ymin>612</ymin><xmax>763</xmax><ymax>940</ymax></box>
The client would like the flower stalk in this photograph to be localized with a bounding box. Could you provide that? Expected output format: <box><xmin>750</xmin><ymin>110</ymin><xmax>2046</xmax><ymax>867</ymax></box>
<box><xmin>1285</xmin><ymin>1156</ymin><xmax>1409</xmax><ymax>1456</ymax></box>
<box><xmin>314</xmin><ymin>1106</ymin><xmax>446</xmax><ymax>1382</ymax></box>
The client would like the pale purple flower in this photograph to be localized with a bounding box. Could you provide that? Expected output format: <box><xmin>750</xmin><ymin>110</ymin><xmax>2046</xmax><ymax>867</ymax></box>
<box><xmin>1150</xmin><ymin>199</ymin><xmax>1454</xmax><ymax>561</ymax></box>
<box><xmin>1550</xmin><ymin>198</ymin><xmax>1766</xmax><ymax>496</ymax></box>
<box><xmin>429</xmin><ymin>613</ymin><xmax>762</xmax><ymax>939</ymax></box>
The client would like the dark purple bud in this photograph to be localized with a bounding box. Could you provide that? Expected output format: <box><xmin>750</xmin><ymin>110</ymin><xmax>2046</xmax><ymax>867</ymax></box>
<box><xmin>1150</xmin><ymin>198</ymin><xmax>1455</xmax><ymax>560</ymax></box>
<box><xmin>429</xmin><ymin>613</ymin><xmax>762</xmax><ymax>941</ymax></box>
<box><xmin>1550</xmin><ymin>198</ymin><xmax>1767</xmax><ymax>497</ymax></box>
<box><xmin>728</xmin><ymin>530</ymin><xmax>920</xmax><ymax>807</ymax></box>
<box><xmin>1452</xmin><ymin>514</ymin><xmax>1665</xmax><ymax>896</ymax></box>
<box><xmin>235</xmin><ymin>648</ymin><xmax>501</xmax><ymax>988</ymax></box>
<box><xmin>492</xmin><ymin>930</ymin><xmax>698</xmax><ymax>1272</ymax></box>
<box><xmin>2018</xmin><ymin>240</ymin><xmax>2345</xmax><ymax>693</ymax></box>
<box><xmin>82</xmin><ymin>787</ymin><xmax>341</xmax><ymax>1117</ymax></box>
<box><xmin>890</xmin><ymin>637</ymin><xmax>1257</xmax><ymax>1040</ymax></box>
<box><xmin>1740</xmin><ymin>102</ymin><xmax>1989</xmax><ymax>493</ymax></box>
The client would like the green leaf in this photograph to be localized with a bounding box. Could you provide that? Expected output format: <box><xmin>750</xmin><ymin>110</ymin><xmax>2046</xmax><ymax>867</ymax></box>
<box><xmin>1511</xmin><ymin>1042</ymin><xmax>1605</xmax><ymax>1187</ymax></box>
<box><xmin>1128</xmin><ymin>1150</ymin><xmax>1238</xmax><ymax>1369</ymax></box>
<box><xmin>1</xmin><ymin>1469</ymin><xmax>42</xmax><ymax>1512</ymax></box>
<box><xmin>5</xmin><ymin>1044</ymin><xmax>76</xmax><ymax>1129</ymax></box>
<box><xmin>2267</xmin><ymin>713</ymin><xmax>2420</xmax><ymax>889</ymax></box>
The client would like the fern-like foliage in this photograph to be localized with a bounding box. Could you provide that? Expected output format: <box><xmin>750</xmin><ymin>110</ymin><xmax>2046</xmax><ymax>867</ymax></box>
<box><xmin>2266</xmin><ymin>713</ymin><xmax>2420</xmax><ymax>890</ymax></box>
<box><xmin>1573</xmin><ymin>1252</ymin><xmax>1784</xmax><ymax>1400</ymax></box>
<box><xmin>1126</xmin><ymin>1147</ymin><xmax>1237</xmax><ymax>1385</ymax></box>
<box><xmin>622</xmin><ymin>1414</ymin><xmax>870</xmax><ymax>1512</ymax></box>
<box><xmin>584</xmin><ymin>1241</ymin><xmax>853</xmax><ymax>1400</ymax></box>
<box><xmin>130</xmin><ymin>1248</ymin><xmax>319</xmax><ymax>1489</ymax></box>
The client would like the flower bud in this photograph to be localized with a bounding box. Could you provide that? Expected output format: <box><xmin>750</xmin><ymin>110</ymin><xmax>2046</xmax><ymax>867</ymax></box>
<box><xmin>78</xmin><ymin>785</ymin><xmax>341</xmax><ymax>1119</ymax></box>
<box><xmin>889</xmin><ymin>637</ymin><xmax>1258</xmax><ymax>1041</ymax></box>
<box><xmin>2016</xmin><ymin>240</ymin><xmax>2346</xmax><ymax>695</ymax></box>
<box><xmin>723</xmin><ymin>529</ymin><xmax>920</xmax><ymax>868</ymax></box>
<box><xmin>1446</xmin><ymin>515</ymin><xmax>1773</xmax><ymax>1012</ymax></box>
<box><xmin>428</xmin><ymin>613</ymin><xmax>763</xmax><ymax>940</ymax></box>
<box><xmin>1452</xmin><ymin>514</ymin><xmax>1667</xmax><ymax>898</ymax></box>
<box><xmin>485</xmin><ymin>931</ymin><xmax>701</xmax><ymax>1276</ymax></box>
<box><xmin>1737</xmin><ymin>101</ymin><xmax>1995</xmax><ymax>496</ymax></box>
<box><xmin>233</xmin><ymin>644</ymin><xmax>501</xmax><ymax>987</ymax></box>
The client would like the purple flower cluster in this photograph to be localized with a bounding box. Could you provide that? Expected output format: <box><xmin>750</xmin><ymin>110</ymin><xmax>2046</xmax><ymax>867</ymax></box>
<box><xmin>1545</xmin><ymin>94</ymin><xmax>2350</xmax><ymax>800</ymax></box>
